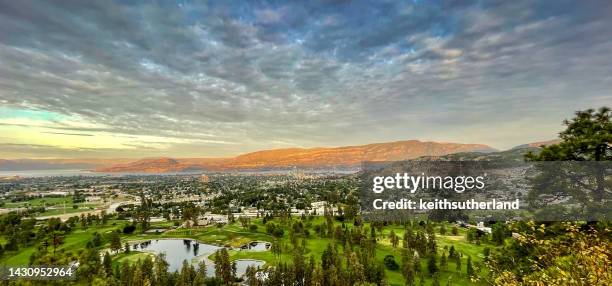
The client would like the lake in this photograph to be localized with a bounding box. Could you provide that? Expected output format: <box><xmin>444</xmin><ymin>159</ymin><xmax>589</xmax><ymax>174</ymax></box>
<box><xmin>132</xmin><ymin>239</ymin><xmax>266</xmax><ymax>276</ymax></box>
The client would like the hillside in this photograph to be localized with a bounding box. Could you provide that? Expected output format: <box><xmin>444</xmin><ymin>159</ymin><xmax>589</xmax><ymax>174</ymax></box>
<box><xmin>0</xmin><ymin>158</ymin><xmax>134</xmax><ymax>171</ymax></box>
<box><xmin>95</xmin><ymin>140</ymin><xmax>496</xmax><ymax>173</ymax></box>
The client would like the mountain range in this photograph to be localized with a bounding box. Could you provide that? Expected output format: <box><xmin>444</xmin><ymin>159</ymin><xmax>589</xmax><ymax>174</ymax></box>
<box><xmin>0</xmin><ymin>139</ymin><xmax>559</xmax><ymax>173</ymax></box>
<box><xmin>0</xmin><ymin>158</ymin><xmax>134</xmax><ymax>172</ymax></box>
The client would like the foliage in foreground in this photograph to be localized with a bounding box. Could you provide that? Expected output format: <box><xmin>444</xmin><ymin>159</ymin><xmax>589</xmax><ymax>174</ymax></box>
<box><xmin>487</xmin><ymin>222</ymin><xmax>611</xmax><ymax>286</ymax></box>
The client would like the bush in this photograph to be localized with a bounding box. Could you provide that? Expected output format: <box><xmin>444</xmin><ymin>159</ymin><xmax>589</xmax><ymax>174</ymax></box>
<box><xmin>483</xmin><ymin>247</ymin><xmax>491</xmax><ymax>260</ymax></box>
<box><xmin>122</xmin><ymin>224</ymin><xmax>136</xmax><ymax>234</ymax></box>
<box><xmin>383</xmin><ymin>255</ymin><xmax>399</xmax><ymax>270</ymax></box>
<box><xmin>451</xmin><ymin>225</ymin><xmax>459</xmax><ymax>235</ymax></box>
<box><xmin>273</xmin><ymin>228</ymin><xmax>284</xmax><ymax>238</ymax></box>
<box><xmin>266</xmin><ymin>222</ymin><xmax>277</xmax><ymax>234</ymax></box>
<box><xmin>249</xmin><ymin>224</ymin><xmax>258</xmax><ymax>232</ymax></box>
<box><xmin>439</xmin><ymin>224</ymin><xmax>447</xmax><ymax>235</ymax></box>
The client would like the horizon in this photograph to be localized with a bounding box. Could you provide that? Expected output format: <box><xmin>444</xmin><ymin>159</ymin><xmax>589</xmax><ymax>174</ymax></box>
<box><xmin>1</xmin><ymin>1</ymin><xmax>611</xmax><ymax>159</ymax></box>
<box><xmin>2</xmin><ymin>138</ymin><xmax>506</xmax><ymax>160</ymax></box>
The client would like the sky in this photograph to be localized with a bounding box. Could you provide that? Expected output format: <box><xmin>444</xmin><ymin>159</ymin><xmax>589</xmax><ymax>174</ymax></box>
<box><xmin>0</xmin><ymin>0</ymin><xmax>611</xmax><ymax>159</ymax></box>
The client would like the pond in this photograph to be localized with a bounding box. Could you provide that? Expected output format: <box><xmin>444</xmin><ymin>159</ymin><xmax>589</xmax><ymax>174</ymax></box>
<box><xmin>239</xmin><ymin>241</ymin><xmax>271</xmax><ymax>251</ymax></box>
<box><xmin>234</xmin><ymin>259</ymin><xmax>265</xmax><ymax>276</ymax></box>
<box><xmin>131</xmin><ymin>239</ymin><xmax>265</xmax><ymax>276</ymax></box>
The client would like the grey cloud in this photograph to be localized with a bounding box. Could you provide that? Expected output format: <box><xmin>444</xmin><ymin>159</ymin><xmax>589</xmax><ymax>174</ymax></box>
<box><xmin>0</xmin><ymin>0</ymin><xmax>611</xmax><ymax>157</ymax></box>
<box><xmin>42</xmin><ymin>132</ymin><xmax>94</xmax><ymax>137</ymax></box>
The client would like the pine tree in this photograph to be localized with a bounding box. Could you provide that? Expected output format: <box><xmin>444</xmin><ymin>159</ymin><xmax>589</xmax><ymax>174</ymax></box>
<box><xmin>439</xmin><ymin>224</ymin><xmax>447</xmax><ymax>235</ymax></box>
<box><xmin>455</xmin><ymin>255</ymin><xmax>461</xmax><ymax>273</ymax></box>
<box><xmin>133</xmin><ymin>266</ymin><xmax>144</xmax><ymax>286</ymax></box>
<box><xmin>491</xmin><ymin>223</ymin><xmax>505</xmax><ymax>245</ymax></box>
<box><xmin>141</xmin><ymin>257</ymin><xmax>154</xmax><ymax>280</ymax></box>
<box><xmin>110</xmin><ymin>231</ymin><xmax>121</xmax><ymax>253</ymax></box>
<box><xmin>526</xmin><ymin>107</ymin><xmax>611</xmax><ymax>211</ymax></box>
<box><xmin>245</xmin><ymin>265</ymin><xmax>258</xmax><ymax>286</ymax></box>
<box><xmin>527</xmin><ymin>107</ymin><xmax>611</xmax><ymax>162</ymax></box>
<box><xmin>440</xmin><ymin>252</ymin><xmax>448</xmax><ymax>270</ymax></box>
<box><xmin>304</xmin><ymin>255</ymin><xmax>314</xmax><ymax>286</ymax></box>
<box><xmin>413</xmin><ymin>254</ymin><xmax>421</xmax><ymax>274</ymax></box>
<box><xmin>103</xmin><ymin>252</ymin><xmax>112</xmax><ymax>277</ymax></box>
<box><xmin>214</xmin><ymin>248</ymin><xmax>232</xmax><ymax>284</ymax></box>
<box><xmin>466</xmin><ymin>256</ymin><xmax>474</xmax><ymax>278</ymax></box>
<box><xmin>432</xmin><ymin>272</ymin><xmax>441</xmax><ymax>286</ymax></box>
<box><xmin>177</xmin><ymin>260</ymin><xmax>195</xmax><ymax>286</ymax></box>
<box><xmin>428</xmin><ymin>254</ymin><xmax>438</xmax><ymax>276</ymax></box>
<box><xmin>403</xmin><ymin>259</ymin><xmax>415</xmax><ymax>286</ymax></box>
<box><xmin>154</xmin><ymin>253</ymin><xmax>169</xmax><ymax>286</ymax></box>
<box><xmin>389</xmin><ymin>230</ymin><xmax>399</xmax><ymax>248</ymax></box>
<box><xmin>120</xmin><ymin>263</ymin><xmax>132</xmax><ymax>286</ymax></box>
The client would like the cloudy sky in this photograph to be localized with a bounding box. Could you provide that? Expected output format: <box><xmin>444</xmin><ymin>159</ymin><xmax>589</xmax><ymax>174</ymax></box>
<box><xmin>0</xmin><ymin>0</ymin><xmax>611</xmax><ymax>159</ymax></box>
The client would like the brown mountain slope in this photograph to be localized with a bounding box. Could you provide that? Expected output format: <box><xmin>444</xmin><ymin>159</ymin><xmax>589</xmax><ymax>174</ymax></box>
<box><xmin>511</xmin><ymin>139</ymin><xmax>561</xmax><ymax>150</ymax></box>
<box><xmin>96</xmin><ymin>140</ymin><xmax>496</xmax><ymax>173</ymax></box>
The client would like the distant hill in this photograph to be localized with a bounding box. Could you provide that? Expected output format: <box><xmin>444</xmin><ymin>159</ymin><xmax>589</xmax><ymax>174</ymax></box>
<box><xmin>431</xmin><ymin>139</ymin><xmax>561</xmax><ymax>162</ymax></box>
<box><xmin>511</xmin><ymin>139</ymin><xmax>561</xmax><ymax>150</ymax></box>
<box><xmin>0</xmin><ymin>158</ymin><xmax>134</xmax><ymax>171</ymax></box>
<box><xmin>96</xmin><ymin>140</ymin><xmax>497</xmax><ymax>173</ymax></box>
<box><xmin>430</xmin><ymin>147</ymin><xmax>539</xmax><ymax>162</ymax></box>
<box><xmin>97</xmin><ymin>157</ymin><xmax>228</xmax><ymax>173</ymax></box>
<box><xmin>1</xmin><ymin>139</ymin><xmax>562</xmax><ymax>173</ymax></box>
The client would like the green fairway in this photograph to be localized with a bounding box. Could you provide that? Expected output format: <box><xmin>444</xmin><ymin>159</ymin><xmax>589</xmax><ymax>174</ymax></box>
<box><xmin>113</xmin><ymin>251</ymin><xmax>155</xmax><ymax>266</ymax></box>
<box><xmin>1</xmin><ymin>196</ymin><xmax>103</xmax><ymax>218</ymax></box>
<box><xmin>3</xmin><ymin>197</ymin><xmax>74</xmax><ymax>208</ymax></box>
<box><xmin>35</xmin><ymin>206</ymin><xmax>99</xmax><ymax>217</ymax></box>
<box><xmin>0</xmin><ymin>217</ymin><xmax>491</xmax><ymax>285</ymax></box>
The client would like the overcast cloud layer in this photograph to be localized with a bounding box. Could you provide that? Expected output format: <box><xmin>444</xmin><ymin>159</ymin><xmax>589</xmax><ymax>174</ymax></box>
<box><xmin>0</xmin><ymin>0</ymin><xmax>611</xmax><ymax>158</ymax></box>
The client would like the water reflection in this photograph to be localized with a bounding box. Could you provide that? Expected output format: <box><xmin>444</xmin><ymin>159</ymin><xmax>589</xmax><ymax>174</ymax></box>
<box><xmin>132</xmin><ymin>239</ymin><xmax>265</xmax><ymax>277</ymax></box>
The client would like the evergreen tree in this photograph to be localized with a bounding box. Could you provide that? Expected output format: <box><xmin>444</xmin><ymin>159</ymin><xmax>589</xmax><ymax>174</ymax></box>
<box><xmin>483</xmin><ymin>247</ymin><xmax>491</xmax><ymax>262</ymax></box>
<box><xmin>153</xmin><ymin>253</ymin><xmax>169</xmax><ymax>286</ymax></box>
<box><xmin>403</xmin><ymin>258</ymin><xmax>415</xmax><ymax>286</ymax></box>
<box><xmin>527</xmin><ymin>107</ymin><xmax>611</xmax><ymax>162</ymax></box>
<box><xmin>389</xmin><ymin>230</ymin><xmax>399</xmax><ymax>248</ymax></box>
<box><xmin>245</xmin><ymin>265</ymin><xmax>258</xmax><ymax>286</ymax></box>
<box><xmin>466</xmin><ymin>256</ymin><xmax>474</xmax><ymax>278</ymax></box>
<box><xmin>432</xmin><ymin>272</ymin><xmax>441</xmax><ymax>286</ymax></box>
<box><xmin>133</xmin><ymin>265</ymin><xmax>144</xmax><ymax>286</ymax></box>
<box><xmin>140</xmin><ymin>256</ymin><xmax>154</xmax><ymax>281</ymax></box>
<box><xmin>448</xmin><ymin>245</ymin><xmax>456</xmax><ymax>259</ymax></box>
<box><xmin>102</xmin><ymin>252</ymin><xmax>112</xmax><ymax>277</ymax></box>
<box><xmin>455</xmin><ymin>255</ymin><xmax>461</xmax><ymax>273</ymax></box>
<box><xmin>110</xmin><ymin>231</ymin><xmax>121</xmax><ymax>253</ymax></box>
<box><xmin>428</xmin><ymin>254</ymin><xmax>438</xmax><ymax>276</ymax></box>
<box><xmin>120</xmin><ymin>263</ymin><xmax>132</xmax><ymax>286</ymax></box>
<box><xmin>271</xmin><ymin>238</ymin><xmax>282</xmax><ymax>262</ymax></box>
<box><xmin>491</xmin><ymin>223</ymin><xmax>506</xmax><ymax>246</ymax></box>
<box><xmin>526</xmin><ymin>107</ymin><xmax>611</xmax><ymax>214</ymax></box>
<box><xmin>193</xmin><ymin>260</ymin><xmax>206</xmax><ymax>285</ymax></box>
<box><xmin>451</xmin><ymin>225</ymin><xmax>459</xmax><ymax>236</ymax></box>
<box><xmin>177</xmin><ymin>260</ymin><xmax>195</xmax><ymax>286</ymax></box>
<box><xmin>214</xmin><ymin>248</ymin><xmax>232</xmax><ymax>284</ymax></box>
<box><xmin>440</xmin><ymin>252</ymin><xmax>448</xmax><ymax>270</ymax></box>
<box><xmin>304</xmin><ymin>256</ymin><xmax>314</xmax><ymax>286</ymax></box>
<box><xmin>413</xmin><ymin>254</ymin><xmax>421</xmax><ymax>274</ymax></box>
